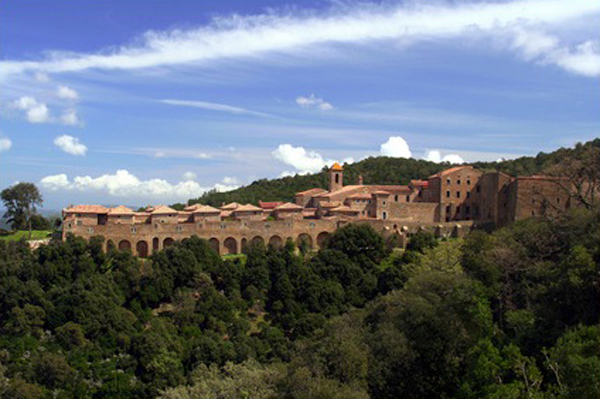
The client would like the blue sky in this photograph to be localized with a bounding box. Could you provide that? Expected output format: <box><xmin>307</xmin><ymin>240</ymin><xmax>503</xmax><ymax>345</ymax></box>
<box><xmin>1</xmin><ymin>0</ymin><xmax>599</xmax><ymax>210</ymax></box>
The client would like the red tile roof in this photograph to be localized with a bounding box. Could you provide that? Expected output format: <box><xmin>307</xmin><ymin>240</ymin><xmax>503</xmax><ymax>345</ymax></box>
<box><xmin>151</xmin><ymin>205</ymin><xmax>177</xmax><ymax>215</ymax></box>
<box><xmin>108</xmin><ymin>205</ymin><xmax>134</xmax><ymax>215</ymax></box>
<box><xmin>64</xmin><ymin>205</ymin><xmax>109</xmax><ymax>214</ymax></box>
<box><xmin>259</xmin><ymin>201</ymin><xmax>284</xmax><ymax>209</ymax></box>
<box><xmin>275</xmin><ymin>202</ymin><xmax>303</xmax><ymax>211</ymax></box>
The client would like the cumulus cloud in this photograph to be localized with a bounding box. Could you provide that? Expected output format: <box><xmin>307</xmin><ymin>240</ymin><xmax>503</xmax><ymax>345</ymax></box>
<box><xmin>183</xmin><ymin>171</ymin><xmax>197</xmax><ymax>181</ymax></box>
<box><xmin>222</xmin><ymin>176</ymin><xmax>239</xmax><ymax>185</ymax></box>
<box><xmin>424</xmin><ymin>150</ymin><xmax>465</xmax><ymax>164</ymax></box>
<box><xmin>13</xmin><ymin>96</ymin><xmax>51</xmax><ymax>123</ymax></box>
<box><xmin>2</xmin><ymin>0</ymin><xmax>598</xmax><ymax>79</ymax></box>
<box><xmin>39</xmin><ymin>169</ymin><xmax>238</xmax><ymax>201</ymax></box>
<box><xmin>160</xmin><ymin>99</ymin><xmax>271</xmax><ymax>117</ymax></box>
<box><xmin>380</xmin><ymin>136</ymin><xmax>412</xmax><ymax>158</ymax></box>
<box><xmin>0</xmin><ymin>135</ymin><xmax>12</xmax><ymax>152</ymax></box>
<box><xmin>272</xmin><ymin>144</ymin><xmax>353</xmax><ymax>174</ymax></box>
<box><xmin>53</xmin><ymin>135</ymin><xmax>87</xmax><ymax>156</ymax></box>
<box><xmin>296</xmin><ymin>94</ymin><xmax>334</xmax><ymax>111</ymax></box>
<box><xmin>34</xmin><ymin>71</ymin><xmax>50</xmax><ymax>82</ymax></box>
<box><xmin>60</xmin><ymin>109</ymin><xmax>80</xmax><ymax>126</ymax></box>
<box><xmin>57</xmin><ymin>85</ymin><xmax>79</xmax><ymax>100</ymax></box>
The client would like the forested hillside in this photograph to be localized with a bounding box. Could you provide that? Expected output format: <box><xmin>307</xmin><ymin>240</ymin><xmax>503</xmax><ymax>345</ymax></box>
<box><xmin>1</xmin><ymin>207</ymin><xmax>599</xmax><ymax>398</ymax></box>
<box><xmin>188</xmin><ymin>139</ymin><xmax>600</xmax><ymax>207</ymax></box>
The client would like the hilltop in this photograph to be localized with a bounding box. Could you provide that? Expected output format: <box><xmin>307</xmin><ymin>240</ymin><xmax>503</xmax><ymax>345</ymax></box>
<box><xmin>186</xmin><ymin>138</ymin><xmax>600</xmax><ymax>207</ymax></box>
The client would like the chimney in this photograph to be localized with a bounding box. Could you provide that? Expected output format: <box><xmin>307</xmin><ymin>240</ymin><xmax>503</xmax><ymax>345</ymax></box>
<box><xmin>358</xmin><ymin>175</ymin><xmax>363</xmax><ymax>185</ymax></box>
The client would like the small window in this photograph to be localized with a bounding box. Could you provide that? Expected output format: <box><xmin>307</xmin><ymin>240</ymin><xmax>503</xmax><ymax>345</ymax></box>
<box><xmin>556</xmin><ymin>198</ymin><xmax>560</xmax><ymax>204</ymax></box>
<box><xmin>447</xmin><ymin>179</ymin><xmax>451</xmax><ymax>185</ymax></box>
<box><xmin>77</xmin><ymin>220</ymin><xmax>82</xmax><ymax>226</ymax></box>
<box><xmin>382</xmin><ymin>212</ymin><xmax>387</xmax><ymax>220</ymax></box>
<box><xmin>456</xmin><ymin>191</ymin><xmax>461</xmax><ymax>198</ymax></box>
<box><xmin>131</xmin><ymin>227</ymin><xmax>137</xmax><ymax>233</ymax></box>
<box><xmin>394</xmin><ymin>195</ymin><xmax>399</xmax><ymax>202</ymax></box>
<box><xmin>446</xmin><ymin>191</ymin><xmax>450</xmax><ymax>198</ymax></box>
<box><xmin>309</xmin><ymin>222</ymin><xmax>315</xmax><ymax>227</ymax></box>
<box><xmin>87</xmin><ymin>227</ymin><xmax>94</xmax><ymax>233</ymax></box>
<box><xmin>67</xmin><ymin>223</ymin><xmax>72</xmax><ymax>228</ymax></box>
<box><xmin>466</xmin><ymin>192</ymin><xmax>471</xmax><ymax>198</ymax></box>
<box><xmin>467</xmin><ymin>179</ymin><xmax>471</xmax><ymax>185</ymax></box>
<box><xmin>382</xmin><ymin>201</ymin><xmax>386</xmax><ymax>206</ymax></box>
<box><xmin>406</xmin><ymin>195</ymin><xmax>410</xmax><ymax>202</ymax></box>
<box><xmin>76</xmin><ymin>213</ymin><xmax>82</xmax><ymax>217</ymax></box>
<box><xmin>457</xmin><ymin>179</ymin><xmax>461</xmax><ymax>185</ymax></box>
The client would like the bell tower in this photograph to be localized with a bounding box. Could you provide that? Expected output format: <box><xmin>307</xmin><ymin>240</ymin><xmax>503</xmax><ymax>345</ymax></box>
<box><xmin>329</xmin><ymin>162</ymin><xmax>344</xmax><ymax>192</ymax></box>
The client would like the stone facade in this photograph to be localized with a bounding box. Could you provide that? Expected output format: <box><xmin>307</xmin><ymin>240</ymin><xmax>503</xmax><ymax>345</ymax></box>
<box><xmin>63</xmin><ymin>163</ymin><xmax>574</xmax><ymax>256</ymax></box>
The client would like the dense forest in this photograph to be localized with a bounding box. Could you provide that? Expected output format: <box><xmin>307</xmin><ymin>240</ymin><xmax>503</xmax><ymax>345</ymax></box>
<box><xmin>186</xmin><ymin>139</ymin><xmax>600</xmax><ymax>207</ymax></box>
<box><xmin>1</xmin><ymin>205</ymin><xmax>599</xmax><ymax>398</ymax></box>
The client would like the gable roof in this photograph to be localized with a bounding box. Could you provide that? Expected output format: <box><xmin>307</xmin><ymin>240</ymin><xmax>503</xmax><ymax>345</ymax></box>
<box><xmin>330</xmin><ymin>205</ymin><xmax>359</xmax><ymax>213</ymax></box>
<box><xmin>108</xmin><ymin>205</ymin><xmax>134</xmax><ymax>215</ymax></box>
<box><xmin>429</xmin><ymin>165</ymin><xmax>473</xmax><ymax>178</ymax></box>
<box><xmin>190</xmin><ymin>204</ymin><xmax>221</xmax><ymax>214</ymax></box>
<box><xmin>275</xmin><ymin>202</ymin><xmax>303</xmax><ymax>211</ymax></box>
<box><xmin>295</xmin><ymin>188</ymin><xmax>328</xmax><ymax>196</ymax></box>
<box><xmin>220</xmin><ymin>202</ymin><xmax>240</xmax><ymax>210</ymax></box>
<box><xmin>65</xmin><ymin>205</ymin><xmax>109</xmax><ymax>214</ymax></box>
<box><xmin>259</xmin><ymin>201</ymin><xmax>284</xmax><ymax>209</ymax></box>
<box><xmin>151</xmin><ymin>205</ymin><xmax>177</xmax><ymax>215</ymax></box>
<box><xmin>234</xmin><ymin>204</ymin><xmax>263</xmax><ymax>212</ymax></box>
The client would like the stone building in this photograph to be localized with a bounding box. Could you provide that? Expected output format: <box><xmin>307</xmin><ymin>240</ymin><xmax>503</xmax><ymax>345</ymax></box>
<box><xmin>63</xmin><ymin>163</ymin><xmax>574</xmax><ymax>256</ymax></box>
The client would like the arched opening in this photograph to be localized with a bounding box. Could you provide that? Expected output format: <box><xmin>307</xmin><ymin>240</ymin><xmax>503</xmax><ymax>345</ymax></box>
<box><xmin>118</xmin><ymin>240</ymin><xmax>131</xmax><ymax>252</ymax></box>
<box><xmin>136</xmin><ymin>240</ymin><xmax>149</xmax><ymax>257</ymax></box>
<box><xmin>316</xmin><ymin>232</ymin><xmax>330</xmax><ymax>249</ymax></box>
<box><xmin>296</xmin><ymin>233</ymin><xmax>313</xmax><ymax>251</ymax></box>
<box><xmin>241</xmin><ymin>238</ymin><xmax>248</xmax><ymax>254</ymax></box>
<box><xmin>269</xmin><ymin>235</ymin><xmax>283</xmax><ymax>249</ymax></box>
<box><xmin>163</xmin><ymin>237</ymin><xmax>174</xmax><ymax>248</ymax></box>
<box><xmin>106</xmin><ymin>239</ymin><xmax>115</xmax><ymax>252</ymax></box>
<box><xmin>208</xmin><ymin>238</ymin><xmax>220</xmax><ymax>255</ymax></box>
<box><xmin>224</xmin><ymin>237</ymin><xmax>237</xmax><ymax>255</ymax></box>
<box><xmin>251</xmin><ymin>236</ymin><xmax>265</xmax><ymax>247</ymax></box>
<box><xmin>152</xmin><ymin>237</ymin><xmax>159</xmax><ymax>252</ymax></box>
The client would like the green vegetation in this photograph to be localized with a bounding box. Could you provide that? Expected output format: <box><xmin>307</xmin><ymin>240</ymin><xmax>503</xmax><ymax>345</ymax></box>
<box><xmin>188</xmin><ymin>138</ymin><xmax>600</xmax><ymax>206</ymax></box>
<box><xmin>0</xmin><ymin>230</ymin><xmax>52</xmax><ymax>241</ymax></box>
<box><xmin>1</xmin><ymin>182</ymin><xmax>44</xmax><ymax>240</ymax></box>
<box><xmin>0</xmin><ymin>207</ymin><xmax>599</xmax><ymax>398</ymax></box>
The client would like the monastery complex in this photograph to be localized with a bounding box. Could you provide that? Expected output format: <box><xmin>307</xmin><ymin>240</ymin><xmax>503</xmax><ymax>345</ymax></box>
<box><xmin>63</xmin><ymin>164</ymin><xmax>571</xmax><ymax>256</ymax></box>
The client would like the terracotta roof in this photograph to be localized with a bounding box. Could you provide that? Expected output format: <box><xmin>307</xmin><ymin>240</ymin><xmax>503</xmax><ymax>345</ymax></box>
<box><xmin>295</xmin><ymin>188</ymin><xmax>328</xmax><ymax>196</ymax></box>
<box><xmin>330</xmin><ymin>162</ymin><xmax>343</xmax><ymax>171</ymax></box>
<box><xmin>234</xmin><ymin>204</ymin><xmax>263</xmax><ymax>212</ymax></box>
<box><xmin>372</xmin><ymin>190</ymin><xmax>391</xmax><ymax>196</ymax></box>
<box><xmin>348</xmin><ymin>193</ymin><xmax>373</xmax><ymax>199</ymax></box>
<box><xmin>320</xmin><ymin>201</ymin><xmax>341</xmax><ymax>208</ymax></box>
<box><xmin>429</xmin><ymin>165</ymin><xmax>472</xmax><ymax>178</ymax></box>
<box><xmin>220</xmin><ymin>202</ymin><xmax>240</xmax><ymax>210</ymax></box>
<box><xmin>108</xmin><ymin>205</ymin><xmax>134</xmax><ymax>215</ymax></box>
<box><xmin>259</xmin><ymin>201</ymin><xmax>284</xmax><ymax>209</ymax></box>
<box><xmin>151</xmin><ymin>205</ymin><xmax>177</xmax><ymax>215</ymax></box>
<box><xmin>410</xmin><ymin>179</ymin><xmax>429</xmax><ymax>187</ymax></box>
<box><xmin>191</xmin><ymin>204</ymin><xmax>221</xmax><ymax>214</ymax></box>
<box><xmin>65</xmin><ymin>205</ymin><xmax>109</xmax><ymax>214</ymax></box>
<box><xmin>275</xmin><ymin>202</ymin><xmax>303</xmax><ymax>211</ymax></box>
<box><xmin>221</xmin><ymin>210</ymin><xmax>232</xmax><ymax>218</ymax></box>
<box><xmin>330</xmin><ymin>205</ymin><xmax>359</xmax><ymax>213</ymax></box>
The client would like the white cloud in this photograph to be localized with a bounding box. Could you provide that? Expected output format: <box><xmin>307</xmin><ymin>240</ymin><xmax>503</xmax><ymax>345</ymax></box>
<box><xmin>183</xmin><ymin>171</ymin><xmax>197</xmax><ymax>181</ymax></box>
<box><xmin>2</xmin><ymin>0</ymin><xmax>598</xmax><ymax>79</ymax></box>
<box><xmin>0</xmin><ymin>135</ymin><xmax>12</xmax><ymax>152</ymax></box>
<box><xmin>222</xmin><ymin>176</ymin><xmax>239</xmax><ymax>185</ymax></box>
<box><xmin>272</xmin><ymin>144</ymin><xmax>352</xmax><ymax>174</ymax></box>
<box><xmin>296</xmin><ymin>94</ymin><xmax>334</xmax><ymax>111</ymax></box>
<box><xmin>380</xmin><ymin>136</ymin><xmax>412</xmax><ymax>158</ymax></box>
<box><xmin>160</xmin><ymin>99</ymin><xmax>271</xmax><ymax>117</ymax></box>
<box><xmin>12</xmin><ymin>96</ymin><xmax>51</xmax><ymax>123</ymax></box>
<box><xmin>57</xmin><ymin>85</ymin><xmax>79</xmax><ymax>100</ymax></box>
<box><xmin>424</xmin><ymin>150</ymin><xmax>465</xmax><ymax>164</ymax></box>
<box><xmin>34</xmin><ymin>71</ymin><xmax>50</xmax><ymax>82</ymax></box>
<box><xmin>60</xmin><ymin>109</ymin><xmax>80</xmax><ymax>126</ymax></box>
<box><xmin>40</xmin><ymin>169</ymin><xmax>238</xmax><ymax>201</ymax></box>
<box><xmin>53</xmin><ymin>135</ymin><xmax>87</xmax><ymax>156</ymax></box>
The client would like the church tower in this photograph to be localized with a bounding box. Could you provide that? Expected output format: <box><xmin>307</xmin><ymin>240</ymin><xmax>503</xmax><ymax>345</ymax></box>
<box><xmin>329</xmin><ymin>162</ymin><xmax>344</xmax><ymax>192</ymax></box>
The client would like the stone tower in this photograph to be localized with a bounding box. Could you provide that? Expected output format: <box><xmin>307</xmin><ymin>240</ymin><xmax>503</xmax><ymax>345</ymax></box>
<box><xmin>329</xmin><ymin>162</ymin><xmax>344</xmax><ymax>192</ymax></box>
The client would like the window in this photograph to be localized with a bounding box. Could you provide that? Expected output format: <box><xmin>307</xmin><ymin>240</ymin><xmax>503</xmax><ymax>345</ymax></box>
<box><xmin>394</xmin><ymin>195</ymin><xmax>399</xmax><ymax>202</ymax></box>
<box><xmin>67</xmin><ymin>223</ymin><xmax>72</xmax><ymax>228</ymax></box>
<box><xmin>87</xmin><ymin>227</ymin><xmax>94</xmax><ymax>233</ymax></box>
<box><xmin>77</xmin><ymin>220</ymin><xmax>82</xmax><ymax>226</ymax></box>
<box><xmin>467</xmin><ymin>179</ymin><xmax>471</xmax><ymax>185</ymax></box>
<box><xmin>465</xmin><ymin>206</ymin><xmax>470</xmax><ymax>214</ymax></box>
<box><xmin>382</xmin><ymin>201</ymin><xmax>386</xmax><ymax>206</ymax></box>
<box><xmin>309</xmin><ymin>222</ymin><xmax>315</xmax><ymax>227</ymax></box>
<box><xmin>466</xmin><ymin>192</ymin><xmax>471</xmax><ymax>198</ymax></box>
<box><xmin>382</xmin><ymin>212</ymin><xmax>387</xmax><ymax>220</ymax></box>
<box><xmin>447</xmin><ymin>178</ymin><xmax>451</xmax><ymax>185</ymax></box>
<box><xmin>131</xmin><ymin>227</ymin><xmax>137</xmax><ymax>233</ymax></box>
<box><xmin>446</xmin><ymin>191</ymin><xmax>450</xmax><ymax>198</ymax></box>
<box><xmin>457</xmin><ymin>179</ymin><xmax>461</xmax><ymax>185</ymax></box>
<box><xmin>556</xmin><ymin>197</ymin><xmax>560</xmax><ymax>204</ymax></box>
<box><xmin>176</xmin><ymin>226</ymin><xmax>182</xmax><ymax>232</ymax></box>
<box><xmin>456</xmin><ymin>191</ymin><xmax>461</xmax><ymax>198</ymax></box>
<box><xmin>406</xmin><ymin>195</ymin><xmax>410</xmax><ymax>202</ymax></box>
<box><xmin>335</xmin><ymin>174</ymin><xmax>339</xmax><ymax>183</ymax></box>
<box><xmin>76</xmin><ymin>213</ymin><xmax>82</xmax><ymax>217</ymax></box>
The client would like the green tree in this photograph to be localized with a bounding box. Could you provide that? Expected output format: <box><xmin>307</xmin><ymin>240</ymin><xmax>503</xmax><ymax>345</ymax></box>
<box><xmin>1</xmin><ymin>183</ymin><xmax>43</xmax><ymax>239</ymax></box>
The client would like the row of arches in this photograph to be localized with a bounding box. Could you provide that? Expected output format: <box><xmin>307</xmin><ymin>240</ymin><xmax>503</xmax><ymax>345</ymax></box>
<box><xmin>107</xmin><ymin>232</ymin><xmax>331</xmax><ymax>257</ymax></box>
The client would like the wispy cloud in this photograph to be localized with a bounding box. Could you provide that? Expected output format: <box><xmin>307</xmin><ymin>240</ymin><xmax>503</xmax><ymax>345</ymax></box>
<box><xmin>160</xmin><ymin>99</ymin><xmax>272</xmax><ymax>117</ymax></box>
<box><xmin>1</xmin><ymin>0</ymin><xmax>598</xmax><ymax>79</ymax></box>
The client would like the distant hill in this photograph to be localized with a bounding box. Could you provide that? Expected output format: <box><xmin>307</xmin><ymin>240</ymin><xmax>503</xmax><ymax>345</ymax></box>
<box><xmin>187</xmin><ymin>138</ymin><xmax>600</xmax><ymax>207</ymax></box>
